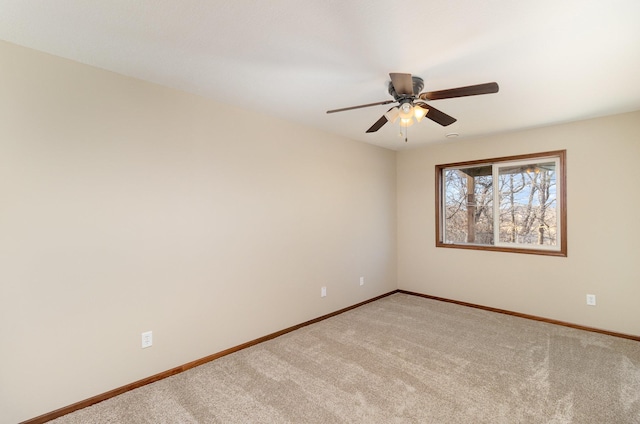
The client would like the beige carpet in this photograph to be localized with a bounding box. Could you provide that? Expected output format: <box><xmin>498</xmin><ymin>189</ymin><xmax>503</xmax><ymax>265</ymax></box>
<box><xmin>51</xmin><ymin>293</ymin><xmax>640</xmax><ymax>423</ymax></box>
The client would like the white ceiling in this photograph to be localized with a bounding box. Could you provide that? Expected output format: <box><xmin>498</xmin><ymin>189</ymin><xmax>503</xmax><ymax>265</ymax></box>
<box><xmin>1</xmin><ymin>0</ymin><xmax>639</xmax><ymax>150</ymax></box>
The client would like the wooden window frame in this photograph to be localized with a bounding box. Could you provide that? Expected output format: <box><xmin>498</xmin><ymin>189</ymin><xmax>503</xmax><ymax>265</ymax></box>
<box><xmin>435</xmin><ymin>150</ymin><xmax>567</xmax><ymax>257</ymax></box>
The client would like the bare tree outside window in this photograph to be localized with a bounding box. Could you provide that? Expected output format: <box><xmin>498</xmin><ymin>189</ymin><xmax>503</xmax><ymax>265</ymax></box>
<box><xmin>443</xmin><ymin>166</ymin><xmax>493</xmax><ymax>245</ymax></box>
<box><xmin>497</xmin><ymin>161</ymin><xmax>557</xmax><ymax>246</ymax></box>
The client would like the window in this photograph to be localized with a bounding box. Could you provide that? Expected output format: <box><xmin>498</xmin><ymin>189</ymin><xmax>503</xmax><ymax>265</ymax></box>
<box><xmin>436</xmin><ymin>150</ymin><xmax>566</xmax><ymax>256</ymax></box>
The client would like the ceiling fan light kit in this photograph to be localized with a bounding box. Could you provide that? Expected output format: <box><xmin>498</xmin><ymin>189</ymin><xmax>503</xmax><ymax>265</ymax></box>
<box><xmin>327</xmin><ymin>72</ymin><xmax>499</xmax><ymax>142</ymax></box>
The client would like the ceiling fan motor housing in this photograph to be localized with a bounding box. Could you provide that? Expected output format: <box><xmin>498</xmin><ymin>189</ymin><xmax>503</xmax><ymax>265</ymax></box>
<box><xmin>388</xmin><ymin>76</ymin><xmax>424</xmax><ymax>101</ymax></box>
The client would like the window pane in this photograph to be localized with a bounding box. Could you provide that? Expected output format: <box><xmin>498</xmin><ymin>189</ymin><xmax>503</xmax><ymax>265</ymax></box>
<box><xmin>497</xmin><ymin>161</ymin><xmax>557</xmax><ymax>246</ymax></box>
<box><xmin>443</xmin><ymin>166</ymin><xmax>493</xmax><ymax>245</ymax></box>
<box><xmin>436</xmin><ymin>151</ymin><xmax>566</xmax><ymax>256</ymax></box>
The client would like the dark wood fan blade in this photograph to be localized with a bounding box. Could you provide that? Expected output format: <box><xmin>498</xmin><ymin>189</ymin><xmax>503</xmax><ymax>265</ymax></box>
<box><xmin>389</xmin><ymin>73</ymin><xmax>414</xmax><ymax>95</ymax></box>
<box><xmin>366</xmin><ymin>115</ymin><xmax>389</xmax><ymax>133</ymax></box>
<box><xmin>417</xmin><ymin>103</ymin><xmax>457</xmax><ymax>126</ymax></box>
<box><xmin>326</xmin><ymin>99</ymin><xmax>395</xmax><ymax>114</ymax></box>
<box><xmin>419</xmin><ymin>82</ymin><xmax>499</xmax><ymax>101</ymax></box>
<box><xmin>366</xmin><ymin>106</ymin><xmax>398</xmax><ymax>133</ymax></box>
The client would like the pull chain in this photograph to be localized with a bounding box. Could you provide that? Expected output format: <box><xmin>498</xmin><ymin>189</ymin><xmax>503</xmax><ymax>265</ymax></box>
<box><xmin>398</xmin><ymin>124</ymin><xmax>410</xmax><ymax>143</ymax></box>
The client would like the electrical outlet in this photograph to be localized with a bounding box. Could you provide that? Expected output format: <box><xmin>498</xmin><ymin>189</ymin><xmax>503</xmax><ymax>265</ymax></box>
<box><xmin>359</xmin><ymin>277</ymin><xmax>364</xmax><ymax>286</ymax></box>
<box><xmin>586</xmin><ymin>294</ymin><xmax>596</xmax><ymax>306</ymax></box>
<box><xmin>321</xmin><ymin>286</ymin><xmax>327</xmax><ymax>297</ymax></box>
<box><xmin>141</xmin><ymin>331</ymin><xmax>153</xmax><ymax>348</ymax></box>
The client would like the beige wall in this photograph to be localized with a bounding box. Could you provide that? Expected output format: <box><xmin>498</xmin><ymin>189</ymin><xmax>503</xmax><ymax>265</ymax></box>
<box><xmin>398</xmin><ymin>111</ymin><xmax>640</xmax><ymax>338</ymax></box>
<box><xmin>0</xmin><ymin>41</ymin><xmax>397</xmax><ymax>423</ymax></box>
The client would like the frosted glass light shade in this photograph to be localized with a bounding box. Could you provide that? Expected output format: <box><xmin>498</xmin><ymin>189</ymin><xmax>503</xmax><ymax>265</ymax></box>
<box><xmin>384</xmin><ymin>107</ymin><xmax>399</xmax><ymax>123</ymax></box>
<box><xmin>414</xmin><ymin>106</ymin><xmax>427</xmax><ymax>122</ymax></box>
<box><xmin>400</xmin><ymin>117</ymin><xmax>414</xmax><ymax>127</ymax></box>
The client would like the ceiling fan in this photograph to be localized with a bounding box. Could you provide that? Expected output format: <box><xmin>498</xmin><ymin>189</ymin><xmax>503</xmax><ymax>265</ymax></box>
<box><xmin>326</xmin><ymin>73</ymin><xmax>499</xmax><ymax>133</ymax></box>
